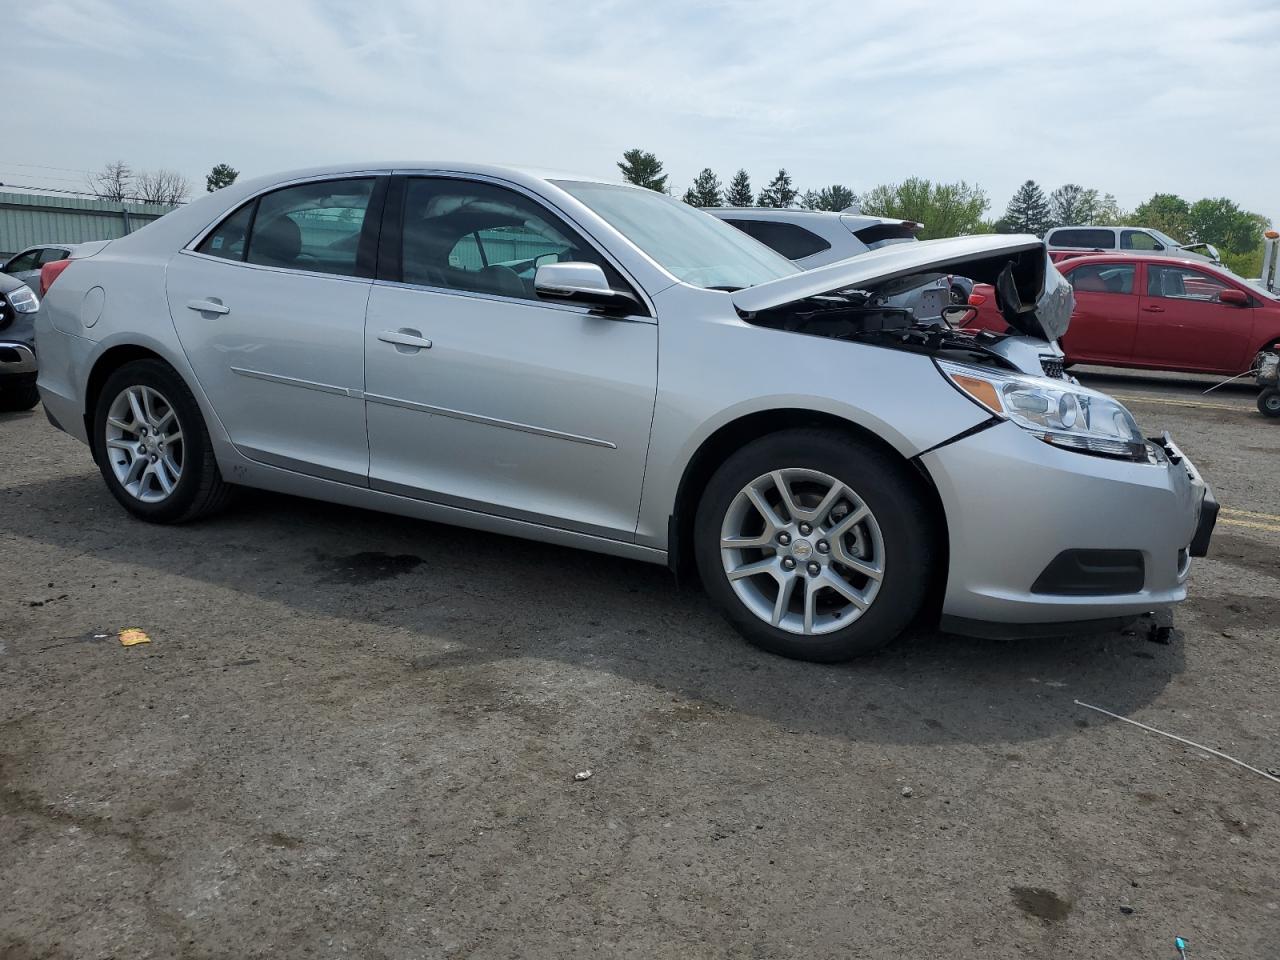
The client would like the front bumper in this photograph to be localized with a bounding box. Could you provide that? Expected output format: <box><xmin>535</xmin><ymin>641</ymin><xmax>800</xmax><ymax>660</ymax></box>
<box><xmin>921</xmin><ymin>422</ymin><xmax>1214</xmax><ymax>628</ymax></box>
<box><xmin>0</xmin><ymin>341</ymin><xmax>37</xmax><ymax>374</ymax></box>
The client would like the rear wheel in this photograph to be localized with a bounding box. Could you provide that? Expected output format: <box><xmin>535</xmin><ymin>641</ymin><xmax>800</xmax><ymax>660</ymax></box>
<box><xmin>92</xmin><ymin>359</ymin><xmax>232</xmax><ymax>522</ymax></box>
<box><xmin>1259</xmin><ymin>388</ymin><xmax>1280</xmax><ymax>419</ymax></box>
<box><xmin>694</xmin><ymin>429</ymin><xmax>934</xmax><ymax>662</ymax></box>
<box><xmin>0</xmin><ymin>376</ymin><xmax>39</xmax><ymax>412</ymax></box>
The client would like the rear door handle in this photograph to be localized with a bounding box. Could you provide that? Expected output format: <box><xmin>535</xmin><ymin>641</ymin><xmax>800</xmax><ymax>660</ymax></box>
<box><xmin>186</xmin><ymin>298</ymin><xmax>230</xmax><ymax>315</ymax></box>
<box><xmin>378</xmin><ymin>329</ymin><xmax>433</xmax><ymax>351</ymax></box>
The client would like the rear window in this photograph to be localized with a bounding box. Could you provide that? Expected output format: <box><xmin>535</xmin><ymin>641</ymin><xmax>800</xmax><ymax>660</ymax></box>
<box><xmin>1049</xmin><ymin>228</ymin><xmax>1114</xmax><ymax>250</ymax></box>
<box><xmin>724</xmin><ymin>219</ymin><xmax>832</xmax><ymax>260</ymax></box>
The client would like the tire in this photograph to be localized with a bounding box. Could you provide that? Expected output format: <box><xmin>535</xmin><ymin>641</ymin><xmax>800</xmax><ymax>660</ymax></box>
<box><xmin>0</xmin><ymin>377</ymin><xmax>40</xmax><ymax>412</ymax></box>
<box><xmin>1259</xmin><ymin>388</ymin><xmax>1280</xmax><ymax>419</ymax></box>
<box><xmin>950</xmin><ymin>284</ymin><xmax>968</xmax><ymax>305</ymax></box>
<box><xmin>91</xmin><ymin>359</ymin><xmax>232</xmax><ymax>523</ymax></box>
<box><xmin>693</xmin><ymin>428</ymin><xmax>935</xmax><ymax>662</ymax></box>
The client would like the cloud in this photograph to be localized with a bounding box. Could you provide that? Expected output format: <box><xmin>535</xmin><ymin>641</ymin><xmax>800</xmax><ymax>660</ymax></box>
<box><xmin>5</xmin><ymin>0</ymin><xmax>1278</xmax><ymax>222</ymax></box>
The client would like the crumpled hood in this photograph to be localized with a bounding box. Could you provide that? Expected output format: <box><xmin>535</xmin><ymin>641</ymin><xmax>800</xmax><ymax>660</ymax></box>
<box><xmin>731</xmin><ymin>234</ymin><xmax>1072</xmax><ymax>341</ymax></box>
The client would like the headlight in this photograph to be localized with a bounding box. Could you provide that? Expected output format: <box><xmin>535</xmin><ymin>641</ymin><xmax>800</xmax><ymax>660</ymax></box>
<box><xmin>7</xmin><ymin>286</ymin><xmax>39</xmax><ymax>314</ymax></box>
<box><xmin>937</xmin><ymin>359</ymin><xmax>1148</xmax><ymax>462</ymax></box>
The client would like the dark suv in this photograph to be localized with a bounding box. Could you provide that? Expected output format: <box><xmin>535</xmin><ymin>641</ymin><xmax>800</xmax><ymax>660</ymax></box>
<box><xmin>0</xmin><ymin>272</ymin><xmax>40</xmax><ymax>411</ymax></box>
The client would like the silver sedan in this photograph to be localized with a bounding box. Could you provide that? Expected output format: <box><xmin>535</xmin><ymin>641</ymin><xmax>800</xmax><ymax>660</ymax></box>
<box><xmin>35</xmin><ymin>163</ymin><xmax>1216</xmax><ymax>661</ymax></box>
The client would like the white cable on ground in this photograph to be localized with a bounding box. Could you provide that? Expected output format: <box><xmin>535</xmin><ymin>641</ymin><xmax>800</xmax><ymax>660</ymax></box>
<box><xmin>1074</xmin><ymin>700</ymin><xmax>1280</xmax><ymax>785</ymax></box>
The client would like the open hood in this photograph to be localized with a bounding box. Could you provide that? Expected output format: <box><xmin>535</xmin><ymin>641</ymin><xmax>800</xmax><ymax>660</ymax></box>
<box><xmin>731</xmin><ymin>234</ymin><xmax>1072</xmax><ymax>341</ymax></box>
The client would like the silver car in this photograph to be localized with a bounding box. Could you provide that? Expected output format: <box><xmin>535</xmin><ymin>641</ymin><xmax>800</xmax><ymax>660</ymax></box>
<box><xmin>2</xmin><ymin>244</ymin><xmax>77</xmax><ymax>291</ymax></box>
<box><xmin>710</xmin><ymin>208</ymin><xmax>971</xmax><ymax>313</ymax></box>
<box><xmin>1044</xmin><ymin>226</ymin><xmax>1220</xmax><ymax>264</ymax></box>
<box><xmin>35</xmin><ymin>163</ymin><xmax>1216</xmax><ymax>662</ymax></box>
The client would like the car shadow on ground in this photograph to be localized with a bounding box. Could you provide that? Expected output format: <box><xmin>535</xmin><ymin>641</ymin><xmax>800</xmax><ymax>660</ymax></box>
<box><xmin>5</xmin><ymin>470</ymin><xmax>1185</xmax><ymax>747</ymax></box>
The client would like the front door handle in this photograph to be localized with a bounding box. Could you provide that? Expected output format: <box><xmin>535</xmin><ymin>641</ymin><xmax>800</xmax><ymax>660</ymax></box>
<box><xmin>1142</xmin><ymin>304</ymin><xmax>1165</xmax><ymax>313</ymax></box>
<box><xmin>378</xmin><ymin>329</ymin><xmax>433</xmax><ymax>351</ymax></box>
<box><xmin>187</xmin><ymin>298</ymin><xmax>230</xmax><ymax>315</ymax></box>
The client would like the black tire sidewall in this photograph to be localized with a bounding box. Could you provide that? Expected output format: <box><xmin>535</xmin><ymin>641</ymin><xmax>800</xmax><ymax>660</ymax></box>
<box><xmin>0</xmin><ymin>377</ymin><xmax>40</xmax><ymax>411</ymax></box>
<box><xmin>693</xmin><ymin>429</ymin><xmax>934</xmax><ymax>662</ymax></box>
<box><xmin>92</xmin><ymin>360</ymin><xmax>212</xmax><ymax>522</ymax></box>
<box><xmin>1260</xmin><ymin>389</ymin><xmax>1280</xmax><ymax>418</ymax></box>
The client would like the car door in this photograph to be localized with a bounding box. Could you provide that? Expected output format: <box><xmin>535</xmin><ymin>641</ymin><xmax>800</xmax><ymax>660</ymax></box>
<box><xmin>1058</xmin><ymin>261</ymin><xmax>1140</xmax><ymax>364</ymax></box>
<box><xmin>363</xmin><ymin>174</ymin><xmax>658</xmax><ymax>540</ymax></box>
<box><xmin>165</xmin><ymin>175</ymin><xmax>386</xmax><ymax>484</ymax></box>
<box><xmin>1134</xmin><ymin>263</ymin><xmax>1253</xmax><ymax>373</ymax></box>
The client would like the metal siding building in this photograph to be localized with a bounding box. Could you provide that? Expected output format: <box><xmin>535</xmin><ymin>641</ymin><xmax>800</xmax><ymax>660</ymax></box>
<box><xmin>0</xmin><ymin>192</ymin><xmax>178</xmax><ymax>258</ymax></box>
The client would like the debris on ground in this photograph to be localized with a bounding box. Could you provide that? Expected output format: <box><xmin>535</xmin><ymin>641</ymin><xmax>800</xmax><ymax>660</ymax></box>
<box><xmin>900</xmin><ymin>786</ymin><xmax>913</xmax><ymax>798</ymax></box>
<box><xmin>573</xmin><ymin>770</ymin><xmax>593</xmax><ymax>782</ymax></box>
<box><xmin>118</xmin><ymin>628</ymin><xmax>151</xmax><ymax>647</ymax></box>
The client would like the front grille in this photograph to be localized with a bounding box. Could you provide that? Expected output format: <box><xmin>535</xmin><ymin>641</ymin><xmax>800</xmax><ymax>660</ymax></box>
<box><xmin>1040</xmin><ymin>356</ymin><xmax>1065</xmax><ymax>379</ymax></box>
<box><xmin>0</xmin><ymin>294</ymin><xmax>12</xmax><ymax>332</ymax></box>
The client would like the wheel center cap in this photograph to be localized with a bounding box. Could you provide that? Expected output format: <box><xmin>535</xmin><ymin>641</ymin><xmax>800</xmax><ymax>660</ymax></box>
<box><xmin>792</xmin><ymin>540</ymin><xmax>813</xmax><ymax>560</ymax></box>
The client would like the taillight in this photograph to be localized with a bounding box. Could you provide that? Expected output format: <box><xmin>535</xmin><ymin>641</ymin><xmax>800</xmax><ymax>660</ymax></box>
<box><xmin>968</xmin><ymin>292</ymin><xmax>987</xmax><ymax>306</ymax></box>
<box><xmin>40</xmin><ymin>258</ymin><xmax>73</xmax><ymax>296</ymax></box>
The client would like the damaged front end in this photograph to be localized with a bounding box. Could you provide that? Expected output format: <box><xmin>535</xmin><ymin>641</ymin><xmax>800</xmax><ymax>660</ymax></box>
<box><xmin>731</xmin><ymin>235</ymin><xmax>1073</xmax><ymax>378</ymax></box>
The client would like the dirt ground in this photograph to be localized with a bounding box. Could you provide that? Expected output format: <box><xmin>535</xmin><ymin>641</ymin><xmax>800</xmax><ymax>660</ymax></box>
<box><xmin>2</xmin><ymin>368</ymin><xmax>1278</xmax><ymax>959</ymax></box>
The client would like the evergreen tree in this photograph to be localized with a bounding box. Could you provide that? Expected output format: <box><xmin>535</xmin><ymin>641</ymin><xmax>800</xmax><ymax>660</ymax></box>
<box><xmin>1002</xmin><ymin>180</ymin><xmax>1053</xmax><ymax>235</ymax></box>
<box><xmin>724</xmin><ymin>169</ymin><xmax>754</xmax><ymax>206</ymax></box>
<box><xmin>800</xmin><ymin>184</ymin><xmax>857</xmax><ymax>212</ymax></box>
<box><xmin>206</xmin><ymin>163</ymin><xmax>239</xmax><ymax>192</ymax></box>
<box><xmin>756</xmin><ymin>168</ymin><xmax>799</xmax><ymax>208</ymax></box>
<box><xmin>682</xmin><ymin>168</ymin><xmax>723</xmax><ymax>207</ymax></box>
<box><xmin>617</xmin><ymin>148</ymin><xmax>668</xmax><ymax>192</ymax></box>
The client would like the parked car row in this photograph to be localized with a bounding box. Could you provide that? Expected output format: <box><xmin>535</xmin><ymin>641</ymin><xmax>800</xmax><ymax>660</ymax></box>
<box><xmin>31</xmin><ymin>163</ymin><xmax>1216</xmax><ymax>662</ymax></box>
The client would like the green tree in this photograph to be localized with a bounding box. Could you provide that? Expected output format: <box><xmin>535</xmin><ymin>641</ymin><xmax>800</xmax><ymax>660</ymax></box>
<box><xmin>1048</xmin><ymin>184</ymin><xmax>1100</xmax><ymax>227</ymax></box>
<box><xmin>1130</xmin><ymin>193</ymin><xmax>1191</xmax><ymax>242</ymax></box>
<box><xmin>860</xmin><ymin>178</ymin><xmax>989</xmax><ymax>239</ymax></box>
<box><xmin>800</xmin><ymin>184</ymin><xmax>857</xmax><ymax>212</ymax></box>
<box><xmin>682</xmin><ymin>168</ymin><xmax>723</xmax><ymax>207</ymax></box>
<box><xmin>1093</xmin><ymin>193</ymin><xmax>1126</xmax><ymax>226</ymax></box>
<box><xmin>1002</xmin><ymin>180</ymin><xmax>1053</xmax><ymax>235</ymax></box>
<box><xmin>617</xmin><ymin>148</ymin><xmax>668</xmax><ymax>192</ymax></box>
<box><xmin>756</xmin><ymin>169</ymin><xmax>799</xmax><ymax>208</ymax></box>
<box><xmin>723</xmin><ymin>169</ymin><xmax>754</xmax><ymax>206</ymax></box>
<box><xmin>1186</xmin><ymin>197</ymin><xmax>1266</xmax><ymax>256</ymax></box>
<box><xmin>206</xmin><ymin>163</ymin><xmax>239</xmax><ymax>192</ymax></box>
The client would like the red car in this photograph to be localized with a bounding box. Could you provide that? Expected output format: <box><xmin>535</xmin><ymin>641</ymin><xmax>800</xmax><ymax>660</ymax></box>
<box><xmin>968</xmin><ymin>254</ymin><xmax>1280</xmax><ymax>375</ymax></box>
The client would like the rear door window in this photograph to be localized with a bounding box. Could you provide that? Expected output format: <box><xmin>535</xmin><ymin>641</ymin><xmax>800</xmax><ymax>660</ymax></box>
<box><xmin>4</xmin><ymin>251</ymin><xmax>41</xmax><ymax>273</ymax></box>
<box><xmin>724</xmin><ymin>219</ymin><xmax>832</xmax><ymax>260</ymax></box>
<box><xmin>1067</xmin><ymin>263</ymin><xmax>1136</xmax><ymax>294</ymax></box>
<box><xmin>1050</xmin><ymin>228</ymin><xmax>1115</xmax><ymax>249</ymax></box>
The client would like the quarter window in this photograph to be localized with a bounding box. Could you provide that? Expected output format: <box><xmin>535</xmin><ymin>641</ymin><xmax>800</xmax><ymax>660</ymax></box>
<box><xmin>399</xmin><ymin>178</ymin><xmax>628</xmax><ymax>302</ymax></box>
<box><xmin>1067</xmin><ymin>263</ymin><xmax>1136</xmax><ymax>295</ymax></box>
<box><xmin>725</xmin><ymin>219</ymin><xmax>833</xmax><ymax>260</ymax></box>
<box><xmin>1121</xmin><ymin>230</ymin><xmax>1163</xmax><ymax>251</ymax></box>
<box><xmin>1146</xmin><ymin>265</ymin><xmax>1231</xmax><ymax>302</ymax></box>
<box><xmin>197</xmin><ymin>202</ymin><xmax>254</xmax><ymax>262</ymax></box>
<box><xmin>38</xmin><ymin>248</ymin><xmax>70</xmax><ymax>264</ymax></box>
<box><xmin>1049</xmin><ymin>228</ymin><xmax>1114</xmax><ymax>249</ymax></box>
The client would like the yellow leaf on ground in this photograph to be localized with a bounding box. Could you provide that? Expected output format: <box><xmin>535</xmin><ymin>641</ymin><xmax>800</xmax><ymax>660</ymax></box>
<box><xmin>118</xmin><ymin>629</ymin><xmax>151</xmax><ymax>647</ymax></box>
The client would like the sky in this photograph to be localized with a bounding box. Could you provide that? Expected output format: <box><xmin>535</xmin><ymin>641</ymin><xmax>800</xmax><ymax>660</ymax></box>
<box><xmin>5</xmin><ymin>0</ymin><xmax>1278</xmax><ymax>223</ymax></box>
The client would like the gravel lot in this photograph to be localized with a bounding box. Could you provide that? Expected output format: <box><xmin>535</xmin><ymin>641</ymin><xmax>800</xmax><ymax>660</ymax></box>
<box><xmin>3</xmin><ymin>369</ymin><xmax>1278</xmax><ymax>959</ymax></box>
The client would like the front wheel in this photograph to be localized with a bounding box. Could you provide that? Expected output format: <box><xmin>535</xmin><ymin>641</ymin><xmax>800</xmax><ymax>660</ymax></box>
<box><xmin>92</xmin><ymin>359</ymin><xmax>232</xmax><ymax>523</ymax></box>
<box><xmin>0</xmin><ymin>377</ymin><xmax>40</xmax><ymax>412</ymax></box>
<box><xmin>1259</xmin><ymin>388</ymin><xmax>1280</xmax><ymax>419</ymax></box>
<box><xmin>693</xmin><ymin>429</ymin><xmax>935</xmax><ymax>662</ymax></box>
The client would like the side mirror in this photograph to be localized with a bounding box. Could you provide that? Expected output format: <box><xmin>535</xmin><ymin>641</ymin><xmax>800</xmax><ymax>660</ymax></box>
<box><xmin>534</xmin><ymin>262</ymin><xmax>639</xmax><ymax>313</ymax></box>
<box><xmin>1219</xmin><ymin>288</ymin><xmax>1250</xmax><ymax>307</ymax></box>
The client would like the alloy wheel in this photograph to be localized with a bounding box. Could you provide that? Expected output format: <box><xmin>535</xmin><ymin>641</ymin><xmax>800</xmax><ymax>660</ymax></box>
<box><xmin>719</xmin><ymin>468</ymin><xmax>884</xmax><ymax>636</ymax></box>
<box><xmin>104</xmin><ymin>385</ymin><xmax>184</xmax><ymax>503</ymax></box>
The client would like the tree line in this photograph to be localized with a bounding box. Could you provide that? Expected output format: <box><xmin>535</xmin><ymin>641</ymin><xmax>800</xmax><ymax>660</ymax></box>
<box><xmin>86</xmin><ymin>161</ymin><xmax>240</xmax><ymax>205</ymax></box>
<box><xmin>618</xmin><ymin>148</ymin><xmax>1269</xmax><ymax>276</ymax></box>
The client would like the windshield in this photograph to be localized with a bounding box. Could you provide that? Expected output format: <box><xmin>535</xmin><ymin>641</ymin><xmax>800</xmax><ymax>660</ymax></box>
<box><xmin>1230</xmin><ymin>273</ymin><xmax>1280</xmax><ymax>301</ymax></box>
<box><xmin>1150</xmin><ymin>229</ymin><xmax>1182</xmax><ymax>248</ymax></box>
<box><xmin>554</xmin><ymin>180</ymin><xmax>798</xmax><ymax>290</ymax></box>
